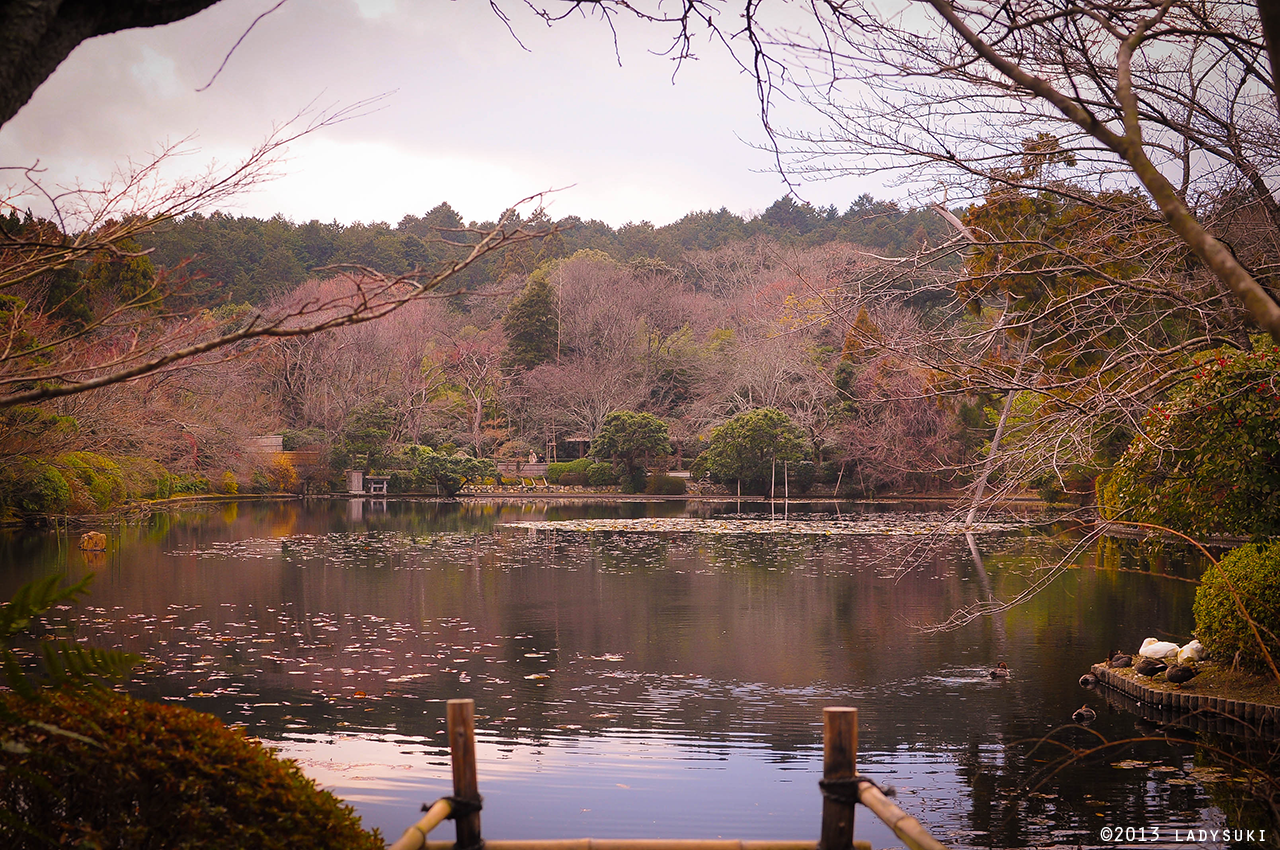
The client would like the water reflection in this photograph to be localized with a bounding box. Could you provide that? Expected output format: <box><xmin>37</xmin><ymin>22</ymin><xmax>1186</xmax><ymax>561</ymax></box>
<box><xmin>2</xmin><ymin>499</ymin><xmax>1272</xmax><ymax>848</ymax></box>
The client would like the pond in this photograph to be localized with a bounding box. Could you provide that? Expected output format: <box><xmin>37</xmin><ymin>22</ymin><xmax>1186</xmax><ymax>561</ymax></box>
<box><xmin>2</xmin><ymin>498</ymin><xmax>1274</xmax><ymax>849</ymax></box>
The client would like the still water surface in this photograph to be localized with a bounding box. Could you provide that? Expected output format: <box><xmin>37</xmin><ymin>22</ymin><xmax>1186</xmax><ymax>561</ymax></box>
<box><xmin>2</xmin><ymin>498</ymin><xmax>1269</xmax><ymax>848</ymax></box>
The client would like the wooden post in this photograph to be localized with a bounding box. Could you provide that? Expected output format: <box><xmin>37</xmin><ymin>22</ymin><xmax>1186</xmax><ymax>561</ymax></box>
<box><xmin>449</xmin><ymin>698</ymin><xmax>483</xmax><ymax>850</ymax></box>
<box><xmin>820</xmin><ymin>707</ymin><xmax>857</xmax><ymax>850</ymax></box>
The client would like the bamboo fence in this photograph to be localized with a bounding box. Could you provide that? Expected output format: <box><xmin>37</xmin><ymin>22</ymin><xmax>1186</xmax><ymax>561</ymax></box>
<box><xmin>390</xmin><ymin>701</ymin><xmax>945</xmax><ymax>850</ymax></box>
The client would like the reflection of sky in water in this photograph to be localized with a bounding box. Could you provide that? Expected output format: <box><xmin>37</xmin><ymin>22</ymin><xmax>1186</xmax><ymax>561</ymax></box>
<box><xmin>277</xmin><ymin>727</ymin><xmax>938</xmax><ymax>847</ymax></box>
<box><xmin>2</xmin><ymin>500</ymin><xmax>1254</xmax><ymax>848</ymax></box>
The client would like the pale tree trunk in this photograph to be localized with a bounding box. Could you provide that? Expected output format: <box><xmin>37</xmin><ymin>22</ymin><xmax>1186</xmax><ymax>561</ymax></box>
<box><xmin>965</xmin><ymin>320</ymin><xmax>1032</xmax><ymax>527</ymax></box>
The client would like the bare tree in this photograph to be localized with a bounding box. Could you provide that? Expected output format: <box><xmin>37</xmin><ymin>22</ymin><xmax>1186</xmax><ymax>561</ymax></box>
<box><xmin>431</xmin><ymin>324</ymin><xmax>507</xmax><ymax>457</ymax></box>
<box><xmin>259</xmin><ymin>277</ymin><xmax>454</xmax><ymax>443</ymax></box>
<box><xmin>0</xmin><ymin>154</ymin><xmax>549</xmax><ymax>410</ymax></box>
<box><xmin>774</xmin><ymin>0</ymin><xmax>1280</xmax><ymax>340</ymax></box>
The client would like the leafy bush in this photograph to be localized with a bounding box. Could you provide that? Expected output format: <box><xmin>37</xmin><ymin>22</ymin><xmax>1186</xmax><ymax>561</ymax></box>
<box><xmin>1100</xmin><ymin>343</ymin><xmax>1280</xmax><ymax>538</ymax></box>
<box><xmin>0</xmin><ymin>690</ymin><xmax>382</xmax><ymax>849</ymax></box>
<box><xmin>558</xmin><ymin>472</ymin><xmax>588</xmax><ymax>486</ymax></box>
<box><xmin>547</xmin><ymin>458</ymin><xmax>593</xmax><ymax>483</ymax></box>
<box><xmin>266</xmin><ymin>457</ymin><xmax>299</xmax><ymax>493</ymax></box>
<box><xmin>220</xmin><ymin>471</ymin><xmax>240</xmax><ymax>495</ymax></box>
<box><xmin>1193</xmin><ymin>543</ymin><xmax>1280</xmax><ymax>675</ymax></box>
<box><xmin>621</xmin><ymin>468</ymin><xmax>648</xmax><ymax>494</ymax></box>
<box><xmin>10</xmin><ymin>461</ymin><xmax>69</xmax><ymax>515</ymax></box>
<box><xmin>248</xmin><ymin>471</ymin><xmax>271</xmax><ymax>494</ymax></box>
<box><xmin>586</xmin><ymin>461</ymin><xmax>619</xmax><ymax>487</ymax></box>
<box><xmin>55</xmin><ymin>452</ymin><xmax>126</xmax><ymax>512</ymax></box>
<box><xmin>172</xmin><ymin>474</ymin><xmax>211</xmax><ymax>495</ymax></box>
<box><xmin>645</xmin><ymin>473</ymin><xmax>687</xmax><ymax>495</ymax></box>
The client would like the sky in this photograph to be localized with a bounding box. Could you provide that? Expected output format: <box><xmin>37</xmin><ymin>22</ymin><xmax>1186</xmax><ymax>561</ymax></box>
<box><xmin>0</xmin><ymin>0</ymin><xmax>891</xmax><ymax>229</ymax></box>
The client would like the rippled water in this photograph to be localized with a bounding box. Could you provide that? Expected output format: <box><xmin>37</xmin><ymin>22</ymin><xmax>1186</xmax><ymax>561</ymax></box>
<box><xmin>2</xmin><ymin>498</ymin><xmax>1273</xmax><ymax>848</ymax></box>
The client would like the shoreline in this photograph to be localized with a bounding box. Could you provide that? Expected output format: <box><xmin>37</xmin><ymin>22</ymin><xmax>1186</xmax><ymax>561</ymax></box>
<box><xmin>1090</xmin><ymin>662</ymin><xmax>1280</xmax><ymax>738</ymax></box>
<box><xmin>13</xmin><ymin>488</ymin><xmax>1060</xmax><ymax>527</ymax></box>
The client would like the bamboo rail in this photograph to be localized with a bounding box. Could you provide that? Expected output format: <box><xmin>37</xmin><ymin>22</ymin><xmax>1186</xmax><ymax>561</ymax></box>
<box><xmin>391</xmin><ymin>702</ymin><xmax>945</xmax><ymax>850</ymax></box>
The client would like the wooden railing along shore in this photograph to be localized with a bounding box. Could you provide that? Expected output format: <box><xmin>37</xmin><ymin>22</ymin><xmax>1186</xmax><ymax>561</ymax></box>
<box><xmin>390</xmin><ymin>700</ymin><xmax>946</xmax><ymax>850</ymax></box>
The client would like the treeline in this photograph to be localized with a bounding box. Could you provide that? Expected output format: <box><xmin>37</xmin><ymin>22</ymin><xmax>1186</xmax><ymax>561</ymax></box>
<box><xmin>139</xmin><ymin>195</ymin><xmax>952</xmax><ymax>308</ymax></box>
<box><xmin>0</xmin><ymin>192</ymin><xmax>972</xmax><ymax>516</ymax></box>
<box><xmin>16</xmin><ymin>177</ymin><xmax>1274</xmax><ymax>534</ymax></box>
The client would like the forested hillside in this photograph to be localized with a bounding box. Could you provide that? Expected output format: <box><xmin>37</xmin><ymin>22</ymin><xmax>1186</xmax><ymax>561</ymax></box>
<box><xmin>3</xmin><ymin>180</ymin><xmax>1274</xmax><ymax>532</ymax></box>
<box><xmin>136</xmin><ymin>196</ymin><xmax>950</xmax><ymax>309</ymax></box>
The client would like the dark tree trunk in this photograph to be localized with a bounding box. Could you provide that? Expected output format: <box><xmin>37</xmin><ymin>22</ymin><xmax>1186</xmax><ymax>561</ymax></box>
<box><xmin>0</xmin><ymin>0</ymin><xmax>221</xmax><ymax>127</ymax></box>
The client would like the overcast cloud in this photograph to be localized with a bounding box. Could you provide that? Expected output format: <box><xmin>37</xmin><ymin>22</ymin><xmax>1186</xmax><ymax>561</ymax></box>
<box><xmin>0</xmin><ymin>0</ymin><xmax>887</xmax><ymax>228</ymax></box>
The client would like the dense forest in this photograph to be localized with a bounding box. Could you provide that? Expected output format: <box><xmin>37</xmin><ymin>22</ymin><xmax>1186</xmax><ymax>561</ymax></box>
<box><xmin>3</xmin><ymin>184</ymin><xmax>1278</xmax><ymax>539</ymax></box>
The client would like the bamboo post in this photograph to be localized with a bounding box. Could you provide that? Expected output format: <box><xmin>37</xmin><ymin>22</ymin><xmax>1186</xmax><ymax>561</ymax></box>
<box><xmin>449</xmin><ymin>698</ymin><xmax>483</xmax><ymax>850</ymax></box>
<box><xmin>820</xmin><ymin>707</ymin><xmax>857</xmax><ymax>850</ymax></box>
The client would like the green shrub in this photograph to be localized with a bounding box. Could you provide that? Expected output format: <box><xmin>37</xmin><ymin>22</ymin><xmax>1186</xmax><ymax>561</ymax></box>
<box><xmin>172</xmin><ymin>474</ymin><xmax>211</xmax><ymax>495</ymax></box>
<box><xmin>586</xmin><ymin>461</ymin><xmax>619</xmax><ymax>487</ymax></box>
<box><xmin>1193</xmin><ymin>543</ymin><xmax>1280</xmax><ymax>675</ymax></box>
<box><xmin>1100</xmin><ymin>343</ymin><xmax>1280</xmax><ymax>538</ymax></box>
<box><xmin>55</xmin><ymin>451</ymin><xmax>126</xmax><ymax>511</ymax></box>
<box><xmin>589</xmin><ymin>411</ymin><xmax>671</xmax><ymax>477</ymax></box>
<box><xmin>547</xmin><ymin>458</ymin><xmax>593</xmax><ymax>483</ymax></box>
<box><xmin>621</xmin><ymin>468</ymin><xmax>648</xmax><ymax>493</ymax></box>
<box><xmin>697</xmin><ymin>408</ymin><xmax>810</xmax><ymax>496</ymax></box>
<box><xmin>393</xmin><ymin>446</ymin><xmax>497</xmax><ymax>495</ymax></box>
<box><xmin>11</xmin><ymin>461</ymin><xmax>70</xmax><ymax>515</ymax></box>
<box><xmin>281</xmin><ymin>428</ymin><xmax>326</xmax><ymax>451</ymax></box>
<box><xmin>0</xmin><ymin>691</ymin><xmax>381</xmax><ymax>849</ymax></box>
<box><xmin>559</xmin><ymin>472</ymin><xmax>587</xmax><ymax>486</ymax></box>
<box><xmin>645</xmin><ymin>473</ymin><xmax>687</xmax><ymax>495</ymax></box>
<box><xmin>248</xmin><ymin>471</ymin><xmax>271</xmax><ymax>494</ymax></box>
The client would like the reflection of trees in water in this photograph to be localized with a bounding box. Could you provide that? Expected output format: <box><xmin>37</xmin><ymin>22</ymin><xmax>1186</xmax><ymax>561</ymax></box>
<box><xmin>3</xmin><ymin>501</ymin><xmax>1250</xmax><ymax>845</ymax></box>
<box><xmin>1198</xmin><ymin>734</ymin><xmax>1280</xmax><ymax>838</ymax></box>
<box><xmin>954</xmin><ymin>723</ymin><xmax>1205</xmax><ymax>846</ymax></box>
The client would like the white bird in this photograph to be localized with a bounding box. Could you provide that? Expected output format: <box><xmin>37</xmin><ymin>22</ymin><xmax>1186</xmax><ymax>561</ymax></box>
<box><xmin>1177</xmin><ymin>640</ymin><xmax>1206</xmax><ymax>664</ymax></box>
<box><xmin>1140</xmin><ymin>638</ymin><xmax>1180</xmax><ymax>660</ymax></box>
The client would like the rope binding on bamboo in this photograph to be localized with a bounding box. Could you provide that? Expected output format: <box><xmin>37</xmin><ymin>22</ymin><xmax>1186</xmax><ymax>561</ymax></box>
<box><xmin>818</xmin><ymin>774</ymin><xmax>896</xmax><ymax>807</ymax></box>
<box><xmin>441</xmin><ymin>794</ymin><xmax>484</xmax><ymax>819</ymax></box>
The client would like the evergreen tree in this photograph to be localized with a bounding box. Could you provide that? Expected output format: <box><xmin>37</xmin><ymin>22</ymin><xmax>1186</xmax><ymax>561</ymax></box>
<box><xmin>502</xmin><ymin>273</ymin><xmax>559</xmax><ymax>371</ymax></box>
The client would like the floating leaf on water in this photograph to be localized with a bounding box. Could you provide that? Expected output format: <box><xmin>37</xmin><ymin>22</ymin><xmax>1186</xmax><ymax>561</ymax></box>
<box><xmin>1112</xmin><ymin>760</ymin><xmax>1150</xmax><ymax>769</ymax></box>
<box><xmin>525</xmin><ymin>673</ymin><xmax>550</xmax><ymax>679</ymax></box>
<box><xmin>501</xmin><ymin>517</ymin><xmax>1022</xmax><ymax>537</ymax></box>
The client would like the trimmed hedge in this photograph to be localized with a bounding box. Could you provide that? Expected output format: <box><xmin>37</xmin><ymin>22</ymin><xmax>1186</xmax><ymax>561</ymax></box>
<box><xmin>586</xmin><ymin>461</ymin><xmax>619</xmax><ymax>487</ymax></box>
<box><xmin>1193</xmin><ymin>543</ymin><xmax>1280</xmax><ymax>675</ymax></box>
<box><xmin>0</xmin><ymin>690</ymin><xmax>382</xmax><ymax>849</ymax></box>
<box><xmin>546</xmin><ymin>458</ymin><xmax>594</xmax><ymax>483</ymax></box>
<box><xmin>645</xmin><ymin>473</ymin><xmax>687</xmax><ymax>495</ymax></box>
